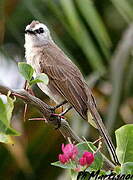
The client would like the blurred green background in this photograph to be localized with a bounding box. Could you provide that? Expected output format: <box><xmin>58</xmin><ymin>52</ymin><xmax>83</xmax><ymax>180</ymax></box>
<box><xmin>0</xmin><ymin>0</ymin><xmax>133</xmax><ymax>179</ymax></box>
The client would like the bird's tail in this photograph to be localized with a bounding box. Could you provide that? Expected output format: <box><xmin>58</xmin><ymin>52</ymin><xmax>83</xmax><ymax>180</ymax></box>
<box><xmin>87</xmin><ymin>93</ymin><xmax>119</xmax><ymax>165</ymax></box>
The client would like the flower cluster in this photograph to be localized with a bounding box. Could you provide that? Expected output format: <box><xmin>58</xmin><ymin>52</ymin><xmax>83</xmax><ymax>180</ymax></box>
<box><xmin>58</xmin><ymin>143</ymin><xmax>94</xmax><ymax>169</ymax></box>
<box><xmin>59</xmin><ymin>144</ymin><xmax>78</xmax><ymax>164</ymax></box>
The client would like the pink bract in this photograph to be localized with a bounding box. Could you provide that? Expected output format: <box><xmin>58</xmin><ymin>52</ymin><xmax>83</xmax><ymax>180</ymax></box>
<box><xmin>79</xmin><ymin>151</ymin><xmax>94</xmax><ymax>166</ymax></box>
<box><xmin>79</xmin><ymin>157</ymin><xmax>87</xmax><ymax>166</ymax></box>
<box><xmin>58</xmin><ymin>154</ymin><xmax>69</xmax><ymax>164</ymax></box>
<box><xmin>61</xmin><ymin>144</ymin><xmax>78</xmax><ymax>160</ymax></box>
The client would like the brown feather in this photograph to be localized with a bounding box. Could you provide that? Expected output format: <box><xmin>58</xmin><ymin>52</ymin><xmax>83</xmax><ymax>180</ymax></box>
<box><xmin>39</xmin><ymin>43</ymin><xmax>88</xmax><ymax>119</ymax></box>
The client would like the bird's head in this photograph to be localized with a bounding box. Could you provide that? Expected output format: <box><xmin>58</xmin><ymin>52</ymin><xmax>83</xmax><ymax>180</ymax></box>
<box><xmin>25</xmin><ymin>20</ymin><xmax>52</xmax><ymax>46</ymax></box>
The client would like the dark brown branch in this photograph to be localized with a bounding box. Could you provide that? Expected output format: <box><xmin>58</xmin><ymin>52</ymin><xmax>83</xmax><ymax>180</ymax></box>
<box><xmin>0</xmin><ymin>85</ymin><xmax>83</xmax><ymax>143</ymax></box>
<box><xmin>0</xmin><ymin>85</ymin><xmax>115</xmax><ymax>169</ymax></box>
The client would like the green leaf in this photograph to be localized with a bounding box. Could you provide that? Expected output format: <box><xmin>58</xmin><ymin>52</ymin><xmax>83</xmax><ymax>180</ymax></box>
<box><xmin>6</xmin><ymin>93</ymin><xmax>16</xmax><ymax>125</ymax></box>
<box><xmin>0</xmin><ymin>94</ymin><xmax>20</xmax><ymax>143</ymax></box>
<box><xmin>29</xmin><ymin>73</ymin><xmax>49</xmax><ymax>86</ymax></box>
<box><xmin>0</xmin><ymin>134</ymin><xmax>14</xmax><ymax>144</ymax></box>
<box><xmin>0</xmin><ymin>120</ymin><xmax>20</xmax><ymax>136</ymax></box>
<box><xmin>114</xmin><ymin>166</ymin><xmax>121</xmax><ymax>174</ymax></box>
<box><xmin>60</xmin><ymin>0</ymin><xmax>106</xmax><ymax>74</ymax></box>
<box><xmin>110</xmin><ymin>0</ymin><xmax>133</xmax><ymax>23</ymax></box>
<box><xmin>75</xmin><ymin>0</ymin><xmax>111</xmax><ymax>59</ymax></box>
<box><xmin>115</xmin><ymin>124</ymin><xmax>133</xmax><ymax>164</ymax></box>
<box><xmin>51</xmin><ymin>161</ymin><xmax>76</xmax><ymax>169</ymax></box>
<box><xmin>77</xmin><ymin>142</ymin><xmax>103</xmax><ymax>171</ymax></box>
<box><xmin>121</xmin><ymin>162</ymin><xmax>133</xmax><ymax>175</ymax></box>
<box><xmin>18</xmin><ymin>62</ymin><xmax>34</xmax><ymax>82</ymax></box>
<box><xmin>0</xmin><ymin>98</ymin><xmax>8</xmax><ymax>125</ymax></box>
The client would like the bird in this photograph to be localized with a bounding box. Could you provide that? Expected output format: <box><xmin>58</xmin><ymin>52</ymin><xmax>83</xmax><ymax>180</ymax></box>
<box><xmin>24</xmin><ymin>20</ymin><xmax>119</xmax><ymax>165</ymax></box>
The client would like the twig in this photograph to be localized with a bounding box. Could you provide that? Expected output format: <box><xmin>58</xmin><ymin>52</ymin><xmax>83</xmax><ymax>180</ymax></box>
<box><xmin>0</xmin><ymin>85</ymin><xmax>82</xmax><ymax>143</ymax></box>
<box><xmin>92</xmin><ymin>137</ymin><xmax>103</xmax><ymax>145</ymax></box>
<box><xmin>94</xmin><ymin>141</ymin><xmax>102</xmax><ymax>155</ymax></box>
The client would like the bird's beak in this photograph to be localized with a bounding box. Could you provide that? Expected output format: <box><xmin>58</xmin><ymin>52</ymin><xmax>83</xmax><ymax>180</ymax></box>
<box><xmin>25</xmin><ymin>29</ymin><xmax>35</xmax><ymax>35</ymax></box>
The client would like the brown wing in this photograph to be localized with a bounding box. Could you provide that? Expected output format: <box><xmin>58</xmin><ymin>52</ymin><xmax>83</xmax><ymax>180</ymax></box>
<box><xmin>40</xmin><ymin>43</ymin><xmax>88</xmax><ymax>119</ymax></box>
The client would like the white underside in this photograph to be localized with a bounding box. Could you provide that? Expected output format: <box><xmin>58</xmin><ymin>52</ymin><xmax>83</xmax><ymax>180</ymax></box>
<box><xmin>25</xmin><ymin>34</ymin><xmax>66</xmax><ymax>105</ymax></box>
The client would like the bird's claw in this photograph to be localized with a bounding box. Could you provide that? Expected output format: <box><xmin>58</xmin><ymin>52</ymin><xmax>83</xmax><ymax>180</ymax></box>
<box><xmin>49</xmin><ymin>107</ymin><xmax>56</xmax><ymax>113</ymax></box>
<box><xmin>49</xmin><ymin>113</ymin><xmax>65</xmax><ymax>129</ymax></box>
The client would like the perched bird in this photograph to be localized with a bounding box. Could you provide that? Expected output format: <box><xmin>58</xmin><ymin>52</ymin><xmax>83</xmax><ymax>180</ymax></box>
<box><xmin>24</xmin><ymin>20</ymin><xmax>119</xmax><ymax>165</ymax></box>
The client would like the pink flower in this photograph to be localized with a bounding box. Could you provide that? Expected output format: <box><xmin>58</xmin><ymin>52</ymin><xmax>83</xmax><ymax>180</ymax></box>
<box><xmin>61</xmin><ymin>144</ymin><xmax>78</xmax><ymax>160</ymax></box>
<box><xmin>58</xmin><ymin>144</ymin><xmax>78</xmax><ymax>164</ymax></box>
<box><xmin>79</xmin><ymin>151</ymin><xmax>94</xmax><ymax>166</ymax></box>
<box><xmin>79</xmin><ymin>157</ymin><xmax>87</xmax><ymax>166</ymax></box>
<box><xmin>58</xmin><ymin>154</ymin><xmax>69</xmax><ymax>164</ymax></box>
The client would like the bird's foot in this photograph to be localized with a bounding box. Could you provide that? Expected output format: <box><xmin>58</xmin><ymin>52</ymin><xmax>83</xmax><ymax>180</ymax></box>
<box><xmin>49</xmin><ymin>107</ymin><xmax>56</xmax><ymax>113</ymax></box>
<box><xmin>49</xmin><ymin>113</ymin><xmax>65</xmax><ymax>129</ymax></box>
<box><xmin>49</xmin><ymin>106</ymin><xmax>72</xmax><ymax>129</ymax></box>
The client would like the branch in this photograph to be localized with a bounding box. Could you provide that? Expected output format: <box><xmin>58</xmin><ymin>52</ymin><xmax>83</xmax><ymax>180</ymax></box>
<box><xmin>0</xmin><ymin>85</ymin><xmax>115</xmax><ymax>169</ymax></box>
<box><xmin>0</xmin><ymin>85</ymin><xmax>83</xmax><ymax>143</ymax></box>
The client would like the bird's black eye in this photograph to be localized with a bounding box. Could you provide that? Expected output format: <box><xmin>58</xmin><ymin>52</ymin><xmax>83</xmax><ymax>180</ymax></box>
<box><xmin>34</xmin><ymin>29</ymin><xmax>39</xmax><ymax>34</ymax></box>
<box><xmin>39</xmin><ymin>27</ymin><xmax>44</xmax><ymax>33</ymax></box>
<box><xmin>34</xmin><ymin>27</ymin><xmax>44</xmax><ymax>34</ymax></box>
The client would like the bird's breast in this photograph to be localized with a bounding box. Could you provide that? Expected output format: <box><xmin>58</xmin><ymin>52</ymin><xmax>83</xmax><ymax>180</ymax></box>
<box><xmin>25</xmin><ymin>47</ymin><xmax>64</xmax><ymax>104</ymax></box>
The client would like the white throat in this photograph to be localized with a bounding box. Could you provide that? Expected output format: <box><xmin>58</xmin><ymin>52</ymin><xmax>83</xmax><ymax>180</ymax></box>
<box><xmin>25</xmin><ymin>37</ymin><xmax>53</xmax><ymax>63</ymax></box>
<box><xmin>24</xmin><ymin>22</ymin><xmax>54</xmax><ymax>61</ymax></box>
